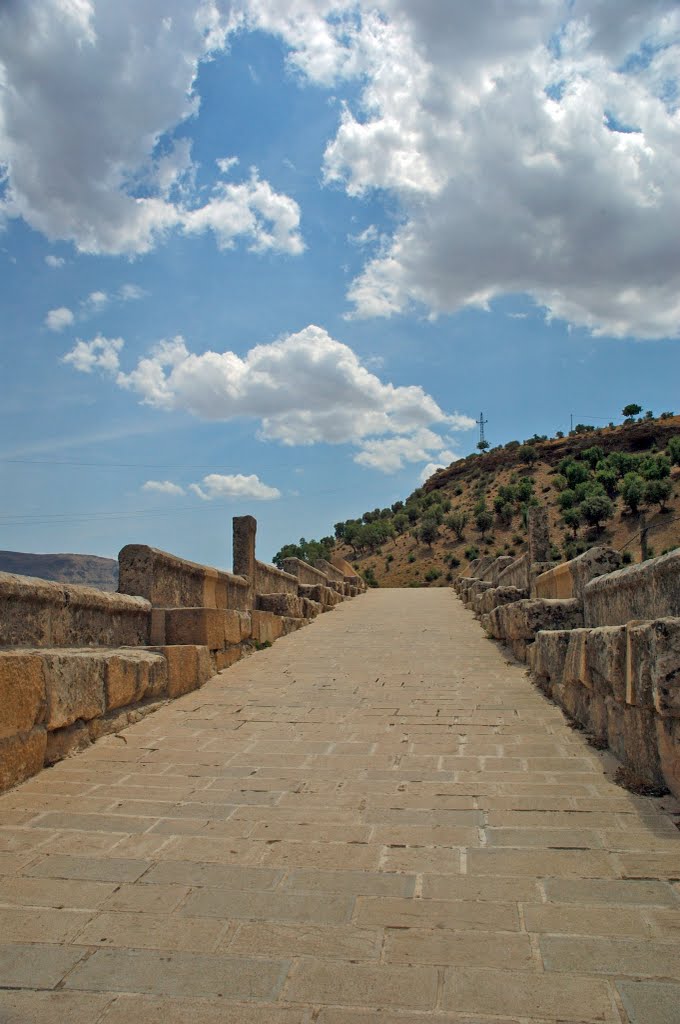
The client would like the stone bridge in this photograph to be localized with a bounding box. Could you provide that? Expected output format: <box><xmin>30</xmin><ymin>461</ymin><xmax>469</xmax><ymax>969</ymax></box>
<box><xmin>0</xmin><ymin>518</ymin><xmax>678</xmax><ymax>1022</ymax></box>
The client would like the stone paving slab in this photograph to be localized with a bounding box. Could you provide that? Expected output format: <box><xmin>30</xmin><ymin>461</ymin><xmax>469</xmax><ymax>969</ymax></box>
<box><xmin>0</xmin><ymin>588</ymin><xmax>679</xmax><ymax>1022</ymax></box>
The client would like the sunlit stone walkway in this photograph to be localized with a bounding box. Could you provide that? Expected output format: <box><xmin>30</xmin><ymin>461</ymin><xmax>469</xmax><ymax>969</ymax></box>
<box><xmin>1</xmin><ymin>589</ymin><xmax>679</xmax><ymax>1023</ymax></box>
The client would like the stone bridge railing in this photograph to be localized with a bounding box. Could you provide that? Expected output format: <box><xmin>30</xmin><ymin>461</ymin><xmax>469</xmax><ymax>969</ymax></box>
<box><xmin>0</xmin><ymin>515</ymin><xmax>365</xmax><ymax>792</ymax></box>
<box><xmin>455</xmin><ymin>508</ymin><xmax>680</xmax><ymax>798</ymax></box>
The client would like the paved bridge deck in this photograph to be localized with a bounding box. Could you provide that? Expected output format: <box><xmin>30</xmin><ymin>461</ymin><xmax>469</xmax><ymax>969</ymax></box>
<box><xmin>0</xmin><ymin>589</ymin><xmax>678</xmax><ymax>1023</ymax></box>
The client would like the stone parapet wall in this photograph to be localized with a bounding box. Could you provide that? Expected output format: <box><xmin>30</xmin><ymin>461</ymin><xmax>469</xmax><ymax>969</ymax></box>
<box><xmin>0</xmin><ymin>514</ymin><xmax>364</xmax><ymax>792</ymax></box>
<box><xmin>314</xmin><ymin>558</ymin><xmax>346</xmax><ymax>583</ymax></box>
<box><xmin>496</xmin><ymin>553</ymin><xmax>529</xmax><ymax>590</ymax></box>
<box><xmin>119</xmin><ymin>545</ymin><xmax>249</xmax><ymax>611</ymax></box>
<box><xmin>254</xmin><ymin>559</ymin><xmax>299</xmax><ymax>597</ymax></box>
<box><xmin>529</xmin><ymin>617</ymin><xmax>680</xmax><ymax>796</ymax></box>
<box><xmin>0</xmin><ymin>572</ymin><xmax>150</xmax><ymax>648</ymax></box>
<box><xmin>534</xmin><ymin>547</ymin><xmax>622</xmax><ymax>602</ymax></box>
<box><xmin>454</xmin><ymin>514</ymin><xmax>680</xmax><ymax>797</ymax></box>
<box><xmin>280</xmin><ymin>557</ymin><xmax>329</xmax><ymax>586</ymax></box>
<box><xmin>0</xmin><ymin>646</ymin><xmax>170</xmax><ymax>792</ymax></box>
<box><xmin>583</xmin><ymin>549</ymin><xmax>680</xmax><ymax>627</ymax></box>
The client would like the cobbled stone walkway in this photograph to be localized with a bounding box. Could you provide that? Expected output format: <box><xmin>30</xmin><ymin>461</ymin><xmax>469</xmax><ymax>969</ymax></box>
<box><xmin>0</xmin><ymin>589</ymin><xmax>679</xmax><ymax>1024</ymax></box>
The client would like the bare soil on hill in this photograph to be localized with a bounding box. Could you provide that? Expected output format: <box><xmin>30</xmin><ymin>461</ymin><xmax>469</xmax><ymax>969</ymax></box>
<box><xmin>337</xmin><ymin>417</ymin><xmax>680</xmax><ymax>589</ymax></box>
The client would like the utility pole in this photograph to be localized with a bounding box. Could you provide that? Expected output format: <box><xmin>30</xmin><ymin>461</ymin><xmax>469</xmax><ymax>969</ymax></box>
<box><xmin>570</xmin><ymin>413</ymin><xmax>573</xmax><ymax>433</ymax></box>
<box><xmin>476</xmin><ymin>412</ymin><xmax>489</xmax><ymax>452</ymax></box>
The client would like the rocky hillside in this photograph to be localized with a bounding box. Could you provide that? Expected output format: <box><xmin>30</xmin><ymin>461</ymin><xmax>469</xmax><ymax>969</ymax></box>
<box><xmin>0</xmin><ymin>551</ymin><xmax>119</xmax><ymax>592</ymax></box>
<box><xmin>297</xmin><ymin>414</ymin><xmax>680</xmax><ymax>588</ymax></box>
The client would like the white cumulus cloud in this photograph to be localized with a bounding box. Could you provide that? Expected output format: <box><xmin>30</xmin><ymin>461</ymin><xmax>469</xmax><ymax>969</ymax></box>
<box><xmin>249</xmin><ymin>0</ymin><xmax>680</xmax><ymax>339</ymax></box>
<box><xmin>189</xmin><ymin>473</ymin><xmax>280</xmax><ymax>501</ymax></box>
<box><xmin>113</xmin><ymin>324</ymin><xmax>472</xmax><ymax>448</ymax></box>
<box><xmin>45</xmin><ymin>254</ymin><xmax>65</xmax><ymax>268</ymax></box>
<box><xmin>354</xmin><ymin>430</ymin><xmax>459</xmax><ymax>474</ymax></box>
<box><xmin>62</xmin><ymin>334</ymin><xmax>123</xmax><ymax>373</ymax></box>
<box><xmin>64</xmin><ymin>323</ymin><xmax>474</xmax><ymax>467</ymax></box>
<box><xmin>45</xmin><ymin>306</ymin><xmax>74</xmax><ymax>331</ymax></box>
<box><xmin>142</xmin><ymin>480</ymin><xmax>186</xmax><ymax>496</ymax></box>
<box><xmin>0</xmin><ymin>1</ymin><xmax>302</xmax><ymax>257</ymax></box>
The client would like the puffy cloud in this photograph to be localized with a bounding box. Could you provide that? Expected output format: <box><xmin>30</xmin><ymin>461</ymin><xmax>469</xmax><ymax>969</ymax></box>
<box><xmin>419</xmin><ymin>455</ymin><xmax>458</xmax><ymax>484</ymax></box>
<box><xmin>64</xmin><ymin>323</ymin><xmax>474</xmax><ymax>466</ymax></box>
<box><xmin>45</xmin><ymin>254</ymin><xmax>65</xmax><ymax>268</ymax></box>
<box><xmin>354</xmin><ymin>430</ymin><xmax>460</xmax><ymax>474</ymax></box>
<box><xmin>142</xmin><ymin>480</ymin><xmax>186</xmax><ymax>496</ymax></box>
<box><xmin>189</xmin><ymin>473</ymin><xmax>280</xmax><ymax>501</ymax></box>
<box><xmin>45</xmin><ymin>306</ymin><xmax>74</xmax><ymax>331</ymax></box>
<box><xmin>115</xmin><ymin>324</ymin><xmax>471</xmax><ymax>448</ymax></box>
<box><xmin>253</xmin><ymin>0</ymin><xmax>680</xmax><ymax>338</ymax></box>
<box><xmin>0</xmin><ymin>1</ymin><xmax>301</xmax><ymax>256</ymax></box>
<box><xmin>62</xmin><ymin>334</ymin><xmax>123</xmax><ymax>373</ymax></box>
<box><xmin>182</xmin><ymin>170</ymin><xmax>304</xmax><ymax>254</ymax></box>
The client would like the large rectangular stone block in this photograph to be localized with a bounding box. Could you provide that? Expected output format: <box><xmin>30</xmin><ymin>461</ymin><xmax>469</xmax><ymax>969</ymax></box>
<box><xmin>42</xmin><ymin>651</ymin><xmax>106</xmax><ymax>730</ymax></box>
<box><xmin>529</xmin><ymin>630</ymin><xmax>571</xmax><ymax>690</ymax></box>
<box><xmin>0</xmin><ymin>572</ymin><xmax>150</xmax><ymax>648</ymax></box>
<box><xmin>0</xmin><ymin>727</ymin><xmax>46</xmax><ymax>791</ymax></box>
<box><xmin>147</xmin><ymin>645</ymin><xmax>211</xmax><ymax>698</ymax></box>
<box><xmin>534</xmin><ymin>547</ymin><xmax>622</xmax><ymax>602</ymax></box>
<box><xmin>251</xmin><ymin>610</ymin><xmax>284</xmax><ymax>644</ymax></box>
<box><xmin>223</xmin><ymin>609</ymin><xmax>251</xmax><ymax>644</ymax></box>
<box><xmin>584</xmin><ymin>549</ymin><xmax>680</xmax><ymax>627</ymax></box>
<box><xmin>490</xmin><ymin>599</ymin><xmax>583</xmax><ymax>643</ymax></box>
<box><xmin>104</xmin><ymin>652</ymin><xmax>167</xmax><ymax>711</ymax></box>
<box><xmin>256</xmin><ymin>593</ymin><xmax>304</xmax><ymax>618</ymax></box>
<box><xmin>626</xmin><ymin>618</ymin><xmax>680</xmax><ymax>717</ymax></box>
<box><xmin>164</xmin><ymin>608</ymin><xmax>224</xmax><ymax>650</ymax></box>
<box><xmin>586</xmin><ymin>626</ymin><xmax>627</xmax><ymax>703</ymax></box>
<box><xmin>0</xmin><ymin>653</ymin><xmax>46</xmax><ymax>737</ymax></box>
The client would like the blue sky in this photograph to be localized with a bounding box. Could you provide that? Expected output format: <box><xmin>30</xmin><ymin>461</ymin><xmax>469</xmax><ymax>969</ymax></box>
<box><xmin>1</xmin><ymin>1</ymin><xmax>679</xmax><ymax>567</ymax></box>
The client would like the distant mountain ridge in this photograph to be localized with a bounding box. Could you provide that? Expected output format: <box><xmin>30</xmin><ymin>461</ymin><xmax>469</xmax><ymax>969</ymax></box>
<box><xmin>0</xmin><ymin>550</ymin><xmax>118</xmax><ymax>592</ymax></box>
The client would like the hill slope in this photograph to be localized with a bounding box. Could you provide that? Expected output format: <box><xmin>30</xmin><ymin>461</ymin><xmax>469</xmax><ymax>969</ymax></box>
<box><xmin>0</xmin><ymin>551</ymin><xmax>119</xmax><ymax>592</ymax></box>
<box><xmin>279</xmin><ymin>415</ymin><xmax>680</xmax><ymax>588</ymax></box>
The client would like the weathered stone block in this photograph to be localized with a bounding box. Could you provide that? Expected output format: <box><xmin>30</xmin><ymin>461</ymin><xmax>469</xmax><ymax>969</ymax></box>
<box><xmin>0</xmin><ymin>572</ymin><xmax>150</xmax><ymax>648</ymax></box>
<box><xmin>563</xmin><ymin>629</ymin><xmax>590</xmax><ymax>689</ymax></box>
<box><xmin>0</xmin><ymin>653</ymin><xmax>46</xmax><ymax>737</ymax></box>
<box><xmin>257</xmin><ymin>593</ymin><xmax>304</xmax><ymax>618</ymax></box>
<box><xmin>496</xmin><ymin>553</ymin><xmax>529</xmax><ymax>591</ymax></box>
<box><xmin>534</xmin><ymin>547</ymin><xmax>622</xmax><ymax>602</ymax></box>
<box><xmin>656</xmin><ymin>716</ymin><xmax>680</xmax><ymax>796</ymax></box>
<box><xmin>584</xmin><ymin>549</ymin><xmax>680</xmax><ymax>627</ymax></box>
<box><xmin>314</xmin><ymin>558</ymin><xmax>345</xmax><ymax>583</ymax></box>
<box><xmin>626</xmin><ymin>618</ymin><xmax>680</xmax><ymax>717</ymax></box>
<box><xmin>528</xmin><ymin>506</ymin><xmax>551</xmax><ymax>564</ymax></box>
<box><xmin>223</xmin><ymin>609</ymin><xmax>251</xmax><ymax>644</ymax></box>
<box><xmin>586</xmin><ymin>626</ymin><xmax>627</xmax><ymax>703</ymax></box>
<box><xmin>45</xmin><ymin>721</ymin><xmax>91</xmax><ymax>765</ymax></box>
<box><xmin>476</xmin><ymin>586</ymin><xmax>528</xmax><ymax>616</ymax></box>
<box><xmin>104</xmin><ymin>651</ymin><xmax>167</xmax><ymax>711</ymax></box>
<box><xmin>105</xmin><ymin>655</ymin><xmax>143</xmax><ymax>711</ymax></box>
<box><xmin>281</xmin><ymin>616</ymin><xmax>311</xmax><ymax>635</ymax></box>
<box><xmin>281</xmin><ymin>557</ymin><xmax>330</xmax><ymax>587</ymax></box>
<box><xmin>606</xmin><ymin>701</ymin><xmax>664</xmax><ymax>788</ymax></box>
<box><xmin>165</xmin><ymin>608</ymin><xmax>225</xmax><ymax>650</ymax></box>
<box><xmin>255</xmin><ymin>560</ymin><xmax>299</xmax><ymax>597</ymax></box>
<box><xmin>529</xmin><ymin>630</ymin><xmax>571</xmax><ymax>689</ymax></box>
<box><xmin>42</xmin><ymin>651</ymin><xmax>106</xmax><ymax>730</ymax></box>
<box><xmin>149</xmin><ymin>645</ymin><xmax>203</xmax><ymax>698</ymax></box>
<box><xmin>466</xmin><ymin>580</ymin><xmax>492</xmax><ymax>608</ymax></box>
<box><xmin>490</xmin><ymin>599</ymin><xmax>583</xmax><ymax>643</ymax></box>
<box><xmin>301</xmin><ymin>598</ymin><xmax>323</xmax><ymax>618</ymax></box>
<box><xmin>0</xmin><ymin>727</ymin><xmax>46</xmax><ymax>790</ymax></box>
<box><xmin>251</xmin><ymin>610</ymin><xmax>284</xmax><ymax>644</ymax></box>
<box><xmin>215</xmin><ymin>647</ymin><xmax>242</xmax><ymax>671</ymax></box>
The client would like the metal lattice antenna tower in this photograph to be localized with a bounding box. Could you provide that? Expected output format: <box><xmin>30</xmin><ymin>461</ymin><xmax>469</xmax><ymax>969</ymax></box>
<box><xmin>477</xmin><ymin>412</ymin><xmax>488</xmax><ymax>447</ymax></box>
